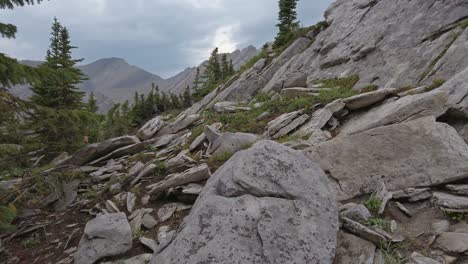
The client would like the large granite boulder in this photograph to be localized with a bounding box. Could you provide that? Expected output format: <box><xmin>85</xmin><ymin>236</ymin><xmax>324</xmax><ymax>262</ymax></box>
<box><xmin>307</xmin><ymin>116</ymin><xmax>468</xmax><ymax>201</ymax></box>
<box><xmin>74</xmin><ymin>213</ymin><xmax>132</xmax><ymax>264</ymax></box>
<box><xmin>207</xmin><ymin>132</ymin><xmax>260</xmax><ymax>156</ymax></box>
<box><xmin>60</xmin><ymin>136</ymin><xmax>140</xmax><ymax>166</ymax></box>
<box><xmin>150</xmin><ymin>141</ymin><xmax>339</xmax><ymax>264</ymax></box>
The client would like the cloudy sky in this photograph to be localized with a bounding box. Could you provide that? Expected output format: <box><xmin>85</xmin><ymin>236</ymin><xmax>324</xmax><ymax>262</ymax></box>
<box><xmin>2</xmin><ymin>0</ymin><xmax>333</xmax><ymax>77</ymax></box>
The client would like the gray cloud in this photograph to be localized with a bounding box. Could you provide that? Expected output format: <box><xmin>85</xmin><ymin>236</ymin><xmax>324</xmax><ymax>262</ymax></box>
<box><xmin>1</xmin><ymin>0</ymin><xmax>333</xmax><ymax>77</ymax></box>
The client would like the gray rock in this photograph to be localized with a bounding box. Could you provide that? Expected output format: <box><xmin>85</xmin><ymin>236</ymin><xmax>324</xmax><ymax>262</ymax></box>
<box><xmin>157</xmin><ymin>203</ymin><xmax>178</xmax><ymax>222</ymax></box>
<box><xmin>131</xmin><ymin>163</ymin><xmax>157</xmax><ymax>186</ymax></box>
<box><xmin>136</xmin><ymin>116</ymin><xmax>166</xmax><ymax>140</ymax></box>
<box><xmin>340</xmin><ymin>91</ymin><xmax>448</xmax><ymax>135</ymax></box>
<box><xmin>395</xmin><ymin>202</ymin><xmax>413</xmax><ymax>217</ymax></box>
<box><xmin>90</xmin><ymin>141</ymin><xmax>150</xmax><ymax>165</ymax></box>
<box><xmin>341</xmin><ymin>217</ymin><xmax>389</xmax><ymax>245</ymax></box>
<box><xmin>50</xmin><ymin>152</ymin><xmax>70</xmax><ymax>166</ymax></box>
<box><xmin>266</xmin><ymin>110</ymin><xmax>303</xmax><ymax>136</ymax></box>
<box><xmin>166</xmin><ymin>152</ymin><xmax>197</xmax><ymax>173</ymax></box>
<box><xmin>74</xmin><ymin>213</ymin><xmax>132</xmax><ymax>264</ymax></box>
<box><xmin>432</xmin><ymin>192</ymin><xmax>468</xmax><ymax>210</ymax></box>
<box><xmin>213</xmin><ymin>101</ymin><xmax>251</xmax><ymax>113</ymax></box>
<box><xmin>280</xmin><ymin>87</ymin><xmax>320</xmax><ymax>98</ymax></box>
<box><xmin>438</xmin><ymin>66</ymin><xmax>468</xmax><ymax>117</ymax></box>
<box><xmin>103</xmin><ymin>254</ymin><xmax>152</xmax><ymax>264</ymax></box>
<box><xmin>150</xmin><ymin>141</ymin><xmax>338</xmax><ymax>264</ymax></box>
<box><xmin>409</xmin><ymin>252</ymin><xmax>441</xmax><ymax>264</ymax></box>
<box><xmin>373</xmin><ymin>249</ymin><xmax>385</xmax><ymax>264</ymax></box>
<box><xmin>271</xmin><ymin>114</ymin><xmax>310</xmax><ymax>139</ymax></box>
<box><xmin>126</xmin><ymin>192</ymin><xmax>136</xmax><ymax>213</ymax></box>
<box><xmin>340</xmin><ymin>204</ymin><xmax>371</xmax><ymax>222</ymax></box>
<box><xmin>294</xmin><ymin>99</ymin><xmax>345</xmax><ymax>136</ymax></box>
<box><xmin>152</xmin><ymin>134</ymin><xmax>178</xmax><ymax>149</ymax></box>
<box><xmin>435</xmin><ymin>232</ymin><xmax>468</xmax><ymax>254</ymax></box>
<box><xmin>208</xmin><ymin>132</ymin><xmax>259</xmax><ymax>156</ymax></box>
<box><xmin>343</xmin><ymin>88</ymin><xmax>396</xmax><ymax>111</ymax></box>
<box><xmin>189</xmin><ymin>133</ymin><xmax>206</xmax><ymax>151</ymax></box>
<box><xmin>147</xmin><ymin>164</ymin><xmax>211</xmax><ymax>195</ymax></box>
<box><xmin>306</xmin><ymin>117</ymin><xmax>468</xmax><ymax>200</ymax></box>
<box><xmin>392</xmin><ymin>188</ymin><xmax>432</xmax><ymax>202</ymax></box>
<box><xmin>141</xmin><ymin>214</ymin><xmax>158</xmax><ymax>229</ymax></box>
<box><xmin>446</xmin><ymin>184</ymin><xmax>468</xmax><ymax>196</ymax></box>
<box><xmin>129</xmin><ymin>162</ymin><xmax>145</xmax><ymax>177</ymax></box>
<box><xmin>54</xmin><ymin>180</ymin><xmax>80</xmax><ymax>211</ymax></box>
<box><xmin>334</xmin><ymin>231</ymin><xmax>376</xmax><ymax>264</ymax></box>
<box><xmin>156</xmin><ymin>114</ymin><xmax>200</xmax><ymax>137</ymax></box>
<box><xmin>0</xmin><ymin>179</ymin><xmax>22</xmax><ymax>192</ymax></box>
<box><xmin>204</xmin><ymin>125</ymin><xmax>222</xmax><ymax>144</ymax></box>
<box><xmin>61</xmin><ymin>136</ymin><xmax>140</xmax><ymax>166</ymax></box>
<box><xmin>374</xmin><ymin>182</ymin><xmax>392</xmax><ymax>214</ymax></box>
<box><xmin>139</xmin><ymin>237</ymin><xmax>159</xmax><ymax>252</ymax></box>
<box><xmin>431</xmin><ymin>220</ymin><xmax>450</xmax><ymax>235</ymax></box>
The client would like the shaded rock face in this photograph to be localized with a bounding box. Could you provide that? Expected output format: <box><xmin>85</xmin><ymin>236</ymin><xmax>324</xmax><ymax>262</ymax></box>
<box><xmin>307</xmin><ymin>116</ymin><xmax>468</xmax><ymax>201</ymax></box>
<box><xmin>266</xmin><ymin>0</ymin><xmax>468</xmax><ymax>90</ymax></box>
<box><xmin>151</xmin><ymin>141</ymin><xmax>339</xmax><ymax>264</ymax></box>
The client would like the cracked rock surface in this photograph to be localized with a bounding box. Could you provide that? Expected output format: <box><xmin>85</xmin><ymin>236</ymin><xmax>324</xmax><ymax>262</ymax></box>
<box><xmin>150</xmin><ymin>140</ymin><xmax>339</xmax><ymax>264</ymax></box>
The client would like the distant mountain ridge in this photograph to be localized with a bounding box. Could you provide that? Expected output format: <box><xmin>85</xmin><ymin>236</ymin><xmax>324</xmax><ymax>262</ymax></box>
<box><xmin>10</xmin><ymin>46</ymin><xmax>258</xmax><ymax>112</ymax></box>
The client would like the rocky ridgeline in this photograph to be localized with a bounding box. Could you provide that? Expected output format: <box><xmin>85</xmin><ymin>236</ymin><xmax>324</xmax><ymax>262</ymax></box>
<box><xmin>1</xmin><ymin>0</ymin><xmax>468</xmax><ymax>263</ymax></box>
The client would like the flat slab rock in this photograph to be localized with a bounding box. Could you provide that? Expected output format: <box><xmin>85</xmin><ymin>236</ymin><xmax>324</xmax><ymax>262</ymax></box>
<box><xmin>334</xmin><ymin>231</ymin><xmax>376</xmax><ymax>264</ymax></box>
<box><xmin>150</xmin><ymin>140</ymin><xmax>339</xmax><ymax>264</ymax></box>
<box><xmin>306</xmin><ymin>116</ymin><xmax>468</xmax><ymax>201</ymax></box>
<box><xmin>74</xmin><ymin>213</ymin><xmax>132</xmax><ymax>264</ymax></box>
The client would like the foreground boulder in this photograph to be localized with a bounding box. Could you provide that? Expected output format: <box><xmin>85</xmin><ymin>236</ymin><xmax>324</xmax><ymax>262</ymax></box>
<box><xmin>75</xmin><ymin>213</ymin><xmax>132</xmax><ymax>264</ymax></box>
<box><xmin>151</xmin><ymin>141</ymin><xmax>339</xmax><ymax>264</ymax></box>
<box><xmin>307</xmin><ymin>116</ymin><xmax>468</xmax><ymax>200</ymax></box>
<box><xmin>61</xmin><ymin>136</ymin><xmax>140</xmax><ymax>166</ymax></box>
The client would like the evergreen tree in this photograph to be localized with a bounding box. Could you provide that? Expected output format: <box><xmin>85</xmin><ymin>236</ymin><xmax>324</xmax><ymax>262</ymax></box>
<box><xmin>228</xmin><ymin>59</ymin><xmax>235</xmax><ymax>76</ymax></box>
<box><xmin>31</xmin><ymin>18</ymin><xmax>85</xmax><ymax>109</ymax></box>
<box><xmin>182</xmin><ymin>85</ymin><xmax>192</xmax><ymax>108</ymax></box>
<box><xmin>87</xmin><ymin>92</ymin><xmax>99</xmax><ymax>113</ymax></box>
<box><xmin>0</xmin><ymin>0</ymin><xmax>44</xmax><ymax>90</ymax></box>
<box><xmin>205</xmin><ymin>47</ymin><xmax>221</xmax><ymax>84</ymax></box>
<box><xmin>221</xmin><ymin>54</ymin><xmax>229</xmax><ymax>80</ymax></box>
<box><xmin>273</xmin><ymin>0</ymin><xmax>299</xmax><ymax>49</ymax></box>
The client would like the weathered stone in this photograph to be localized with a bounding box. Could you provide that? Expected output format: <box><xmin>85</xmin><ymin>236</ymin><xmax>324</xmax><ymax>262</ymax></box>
<box><xmin>90</xmin><ymin>142</ymin><xmax>149</xmax><ymax>165</ymax></box>
<box><xmin>307</xmin><ymin>117</ymin><xmax>468</xmax><ymax>200</ymax></box>
<box><xmin>158</xmin><ymin>203</ymin><xmax>178</xmax><ymax>222</ymax></box>
<box><xmin>213</xmin><ymin>101</ymin><xmax>251</xmax><ymax>113</ymax></box>
<box><xmin>334</xmin><ymin>231</ymin><xmax>376</xmax><ymax>264</ymax></box>
<box><xmin>340</xmin><ymin>91</ymin><xmax>448</xmax><ymax>135</ymax></box>
<box><xmin>432</xmin><ymin>192</ymin><xmax>468</xmax><ymax>210</ymax></box>
<box><xmin>50</xmin><ymin>152</ymin><xmax>70</xmax><ymax>166</ymax></box>
<box><xmin>139</xmin><ymin>237</ymin><xmax>158</xmax><ymax>252</ymax></box>
<box><xmin>150</xmin><ymin>141</ymin><xmax>338</xmax><ymax>264</ymax></box>
<box><xmin>374</xmin><ymin>183</ymin><xmax>392</xmax><ymax>214</ymax></box>
<box><xmin>204</xmin><ymin>125</ymin><xmax>222</xmax><ymax>145</ymax></box>
<box><xmin>271</xmin><ymin>114</ymin><xmax>310</xmax><ymax>139</ymax></box>
<box><xmin>294</xmin><ymin>99</ymin><xmax>346</xmax><ymax>136</ymax></box>
<box><xmin>409</xmin><ymin>252</ymin><xmax>441</xmax><ymax>264</ymax></box>
<box><xmin>102</xmin><ymin>254</ymin><xmax>152</xmax><ymax>264</ymax></box>
<box><xmin>392</xmin><ymin>188</ymin><xmax>432</xmax><ymax>202</ymax></box>
<box><xmin>343</xmin><ymin>88</ymin><xmax>396</xmax><ymax>111</ymax></box>
<box><xmin>280</xmin><ymin>87</ymin><xmax>320</xmax><ymax>98</ymax></box>
<box><xmin>435</xmin><ymin>232</ymin><xmax>468</xmax><ymax>254</ymax></box>
<box><xmin>180</xmin><ymin>183</ymin><xmax>203</xmax><ymax>195</ymax></box>
<box><xmin>127</xmin><ymin>192</ymin><xmax>136</xmax><ymax>213</ymax></box>
<box><xmin>152</xmin><ymin>134</ymin><xmax>178</xmax><ymax>149</ymax></box>
<box><xmin>147</xmin><ymin>164</ymin><xmax>211</xmax><ymax>195</ymax></box>
<box><xmin>266</xmin><ymin>110</ymin><xmax>303</xmax><ymax>137</ymax></box>
<box><xmin>61</xmin><ymin>136</ymin><xmax>140</xmax><ymax>166</ymax></box>
<box><xmin>136</xmin><ymin>116</ymin><xmax>166</xmax><ymax>140</ymax></box>
<box><xmin>156</xmin><ymin>114</ymin><xmax>200</xmax><ymax>137</ymax></box>
<box><xmin>166</xmin><ymin>152</ymin><xmax>197</xmax><ymax>173</ymax></box>
<box><xmin>142</xmin><ymin>214</ymin><xmax>158</xmax><ymax>229</ymax></box>
<box><xmin>208</xmin><ymin>132</ymin><xmax>259</xmax><ymax>156</ymax></box>
<box><xmin>341</xmin><ymin>217</ymin><xmax>388</xmax><ymax>245</ymax></box>
<box><xmin>129</xmin><ymin>162</ymin><xmax>145</xmax><ymax>177</ymax></box>
<box><xmin>54</xmin><ymin>180</ymin><xmax>80</xmax><ymax>211</ymax></box>
<box><xmin>340</xmin><ymin>204</ymin><xmax>371</xmax><ymax>222</ymax></box>
<box><xmin>75</xmin><ymin>213</ymin><xmax>132</xmax><ymax>264</ymax></box>
<box><xmin>131</xmin><ymin>163</ymin><xmax>157</xmax><ymax>186</ymax></box>
<box><xmin>431</xmin><ymin>220</ymin><xmax>450</xmax><ymax>235</ymax></box>
<box><xmin>446</xmin><ymin>184</ymin><xmax>468</xmax><ymax>196</ymax></box>
<box><xmin>395</xmin><ymin>202</ymin><xmax>413</xmax><ymax>217</ymax></box>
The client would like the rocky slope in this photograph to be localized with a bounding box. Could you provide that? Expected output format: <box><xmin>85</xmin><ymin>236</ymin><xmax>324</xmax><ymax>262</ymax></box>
<box><xmin>1</xmin><ymin>0</ymin><xmax>468</xmax><ymax>264</ymax></box>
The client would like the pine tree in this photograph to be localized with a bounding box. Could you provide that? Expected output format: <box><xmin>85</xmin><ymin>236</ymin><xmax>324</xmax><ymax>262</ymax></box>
<box><xmin>221</xmin><ymin>54</ymin><xmax>229</xmax><ymax>80</ymax></box>
<box><xmin>205</xmin><ymin>47</ymin><xmax>221</xmax><ymax>84</ymax></box>
<box><xmin>31</xmin><ymin>18</ymin><xmax>85</xmax><ymax>109</ymax></box>
<box><xmin>87</xmin><ymin>92</ymin><xmax>99</xmax><ymax>113</ymax></box>
<box><xmin>0</xmin><ymin>0</ymin><xmax>44</xmax><ymax>90</ymax></box>
<box><xmin>182</xmin><ymin>85</ymin><xmax>192</xmax><ymax>108</ymax></box>
<box><xmin>228</xmin><ymin>59</ymin><xmax>235</xmax><ymax>76</ymax></box>
<box><xmin>273</xmin><ymin>0</ymin><xmax>299</xmax><ymax>49</ymax></box>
